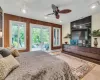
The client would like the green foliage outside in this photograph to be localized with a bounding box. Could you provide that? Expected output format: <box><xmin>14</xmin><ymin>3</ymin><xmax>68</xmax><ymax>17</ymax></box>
<box><xmin>91</xmin><ymin>29</ymin><xmax>100</xmax><ymax>37</ymax></box>
<box><xmin>12</xmin><ymin>25</ymin><xmax>25</xmax><ymax>48</ymax></box>
<box><xmin>32</xmin><ymin>28</ymin><xmax>49</xmax><ymax>44</ymax></box>
<box><xmin>12</xmin><ymin>25</ymin><xmax>49</xmax><ymax>48</ymax></box>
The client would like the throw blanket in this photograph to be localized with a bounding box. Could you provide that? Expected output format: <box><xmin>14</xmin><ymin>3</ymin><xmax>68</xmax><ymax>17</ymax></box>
<box><xmin>6</xmin><ymin>51</ymin><xmax>77</xmax><ymax>80</ymax></box>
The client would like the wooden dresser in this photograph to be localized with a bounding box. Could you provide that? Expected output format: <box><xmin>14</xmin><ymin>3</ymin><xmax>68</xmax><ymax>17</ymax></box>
<box><xmin>62</xmin><ymin>44</ymin><xmax>100</xmax><ymax>64</ymax></box>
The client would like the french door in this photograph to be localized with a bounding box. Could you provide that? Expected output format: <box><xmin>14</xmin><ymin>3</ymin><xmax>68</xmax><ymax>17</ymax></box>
<box><xmin>30</xmin><ymin>24</ymin><xmax>51</xmax><ymax>51</ymax></box>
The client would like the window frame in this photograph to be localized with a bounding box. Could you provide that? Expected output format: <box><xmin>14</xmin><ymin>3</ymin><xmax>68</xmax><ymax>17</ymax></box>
<box><xmin>9</xmin><ymin>20</ymin><xmax>26</xmax><ymax>50</ymax></box>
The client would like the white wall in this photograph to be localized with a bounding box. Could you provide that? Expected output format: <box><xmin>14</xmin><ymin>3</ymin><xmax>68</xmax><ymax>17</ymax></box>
<box><xmin>92</xmin><ymin>13</ymin><xmax>100</xmax><ymax>47</ymax></box>
<box><xmin>62</xmin><ymin>12</ymin><xmax>100</xmax><ymax>47</ymax></box>
<box><xmin>62</xmin><ymin>23</ymin><xmax>70</xmax><ymax>44</ymax></box>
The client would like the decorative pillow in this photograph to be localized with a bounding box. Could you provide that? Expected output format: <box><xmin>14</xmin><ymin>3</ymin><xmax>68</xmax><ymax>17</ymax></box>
<box><xmin>0</xmin><ymin>48</ymin><xmax>11</xmax><ymax>57</ymax></box>
<box><xmin>0</xmin><ymin>55</ymin><xmax>20</xmax><ymax>80</ymax></box>
<box><xmin>7</xmin><ymin>48</ymin><xmax>20</xmax><ymax>57</ymax></box>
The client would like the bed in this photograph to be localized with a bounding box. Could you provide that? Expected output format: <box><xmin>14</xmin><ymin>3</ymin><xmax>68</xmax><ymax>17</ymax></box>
<box><xmin>5</xmin><ymin>51</ymin><xmax>77</xmax><ymax>80</ymax></box>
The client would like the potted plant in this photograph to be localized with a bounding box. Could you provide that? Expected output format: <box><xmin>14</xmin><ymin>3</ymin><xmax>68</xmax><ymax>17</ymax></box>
<box><xmin>91</xmin><ymin>29</ymin><xmax>100</xmax><ymax>47</ymax></box>
<box><xmin>64</xmin><ymin>34</ymin><xmax>71</xmax><ymax>44</ymax></box>
<box><xmin>91</xmin><ymin>29</ymin><xmax>100</xmax><ymax>37</ymax></box>
<box><xmin>64</xmin><ymin>34</ymin><xmax>71</xmax><ymax>38</ymax></box>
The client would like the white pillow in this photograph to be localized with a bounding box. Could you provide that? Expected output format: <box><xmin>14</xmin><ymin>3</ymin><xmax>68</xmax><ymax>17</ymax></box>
<box><xmin>0</xmin><ymin>55</ymin><xmax>20</xmax><ymax>80</ymax></box>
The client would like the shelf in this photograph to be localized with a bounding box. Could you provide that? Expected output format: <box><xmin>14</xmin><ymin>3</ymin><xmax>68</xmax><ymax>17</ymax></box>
<box><xmin>72</xmin><ymin>29</ymin><xmax>88</xmax><ymax>31</ymax></box>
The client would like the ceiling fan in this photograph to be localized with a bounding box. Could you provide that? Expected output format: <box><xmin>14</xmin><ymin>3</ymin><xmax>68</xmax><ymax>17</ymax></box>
<box><xmin>46</xmin><ymin>4</ymin><xmax>72</xmax><ymax>19</ymax></box>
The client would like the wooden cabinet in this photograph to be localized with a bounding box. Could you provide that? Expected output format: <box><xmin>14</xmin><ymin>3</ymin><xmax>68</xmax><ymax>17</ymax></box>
<box><xmin>71</xmin><ymin>16</ymin><xmax>91</xmax><ymax>47</ymax></box>
<box><xmin>62</xmin><ymin>44</ymin><xmax>100</xmax><ymax>64</ymax></box>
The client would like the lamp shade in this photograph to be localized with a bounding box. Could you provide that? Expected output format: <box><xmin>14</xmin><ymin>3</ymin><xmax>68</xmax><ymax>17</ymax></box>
<box><xmin>0</xmin><ymin>31</ymin><xmax>2</xmax><ymax>38</ymax></box>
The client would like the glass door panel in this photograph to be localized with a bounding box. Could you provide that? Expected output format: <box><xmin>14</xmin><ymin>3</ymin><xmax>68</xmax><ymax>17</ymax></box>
<box><xmin>54</xmin><ymin>29</ymin><xmax>57</xmax><ymax>46</ymax></box>
<box><xmin>30</xmin><ymin>24</ymin><xmax>50</xmax><ymax>51</ymax></box>
<box><xmin>11</xmin><ymin>24</ymin><xmax>19</xmax><ymax>48</ymax></box>
<box><xmin>57</xmin><ymin>28</ymin><xmax>60</xmax><ymax>46</ymax></box>
<box><xmin>41</xmin><ymin>27</ymin><xmax>50</xmax><ymax>51</ymax></box>
<box><xmin>31</xmin><ymin>27</ymin><xmax>42</xmax><ymax>51</ymax></box>
<box><xmin>19</xmin><ymin>26</ymin><xmax>25</xmax><ymax>48</ymax></box>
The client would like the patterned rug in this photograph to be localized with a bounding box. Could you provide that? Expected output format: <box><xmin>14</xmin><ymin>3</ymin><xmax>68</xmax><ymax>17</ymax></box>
<box><xmin>49</xmin><ymin>51</ymin><xmax>96</xmax><ymax>79</ymax></box>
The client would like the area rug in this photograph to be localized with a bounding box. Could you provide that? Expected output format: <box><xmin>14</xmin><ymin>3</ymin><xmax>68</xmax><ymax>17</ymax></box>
<box><xmin>49</xmin><ymin>51</ymin><xmax>96</xmax><ymax>79</ymax></box>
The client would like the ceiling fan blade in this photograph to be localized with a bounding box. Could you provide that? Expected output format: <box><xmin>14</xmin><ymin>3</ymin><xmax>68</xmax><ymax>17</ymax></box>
<box><xmin>56</xmin><ymin>14</ymin><xmax>60</xmax><ymax>19</ymax></box>
<box><xmin>46</xmin><ymin>13</ymin><xmax>54</xmax><ymax>16</ymax></box>
<box><xmin>52</xmin><ymin>4</ymin><xmax>57</xmax><ymax>11</ymax></box>
<box><xmin>59</xmin><ymin>9</ymin><xmax>71</xmax><ymax>14</ymax></box>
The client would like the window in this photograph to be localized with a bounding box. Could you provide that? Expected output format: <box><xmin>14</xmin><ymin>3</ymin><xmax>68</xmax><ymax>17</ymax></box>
<box><xmin>30</xmin><ymin>24</ymin><xmax>51</xmax><ymax>51</ymax></box>
<box><xmin>53</xmin><ymin>27</ymin><xmax>60</xmax><ymax>46</ymax></box>
<box><xmin>10</xmin><ymin>21</ymin><xmax>26</xmax><ymax>50</ymax></box>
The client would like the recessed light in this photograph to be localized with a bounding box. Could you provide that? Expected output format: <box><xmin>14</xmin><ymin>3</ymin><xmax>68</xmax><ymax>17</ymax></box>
<box><xmin>90</xmin><ymin>1</ymin><xmax>100</xmax><ymax>9</ymax></box>
<box><xmin>73</xmin><ymin>25</ymin><xmax>76</xmax><ymax>27</ymax></box>
<box><xmin>44</xmin><ymin>16</ymin><xmax>48</xmax><ymax>19</ymax></box>
<box><xmin>60</xmin><ymin>20</ymin><xmax>62</xmax><ymax>23</ymax></box>
<box><xmin>79</xmin><ymin>25</ymin><xmax>82</xmax><ymax>28</ymax></box>
<box><xmin>22</xmin><ymin>9</ymin><xmax>26</xmax><ymax>14</ymax></box>
<box><xmin>91</xmin><ymin>5</ymin><xmax>96</xmax><ymax>9</ymax></box>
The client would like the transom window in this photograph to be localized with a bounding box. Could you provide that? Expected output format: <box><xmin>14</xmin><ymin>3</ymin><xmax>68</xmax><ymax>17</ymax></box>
<box><xmin>10</xmin><ymin>21</ymin><xmax>26</xmax><ymax>50</ymax></box>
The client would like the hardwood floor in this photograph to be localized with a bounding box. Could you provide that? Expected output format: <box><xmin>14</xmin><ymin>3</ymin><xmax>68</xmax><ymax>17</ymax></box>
<box><xmin>82</xmin><ymin>64</ymin><xmax>100</xmax><ymax>80</ymax></box>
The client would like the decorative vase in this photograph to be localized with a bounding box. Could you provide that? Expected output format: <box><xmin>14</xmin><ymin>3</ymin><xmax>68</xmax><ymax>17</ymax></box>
<box><xmin>94</xmin><ymin>38</ymin><xmax>98</xmax><ymax>47</ymax></box>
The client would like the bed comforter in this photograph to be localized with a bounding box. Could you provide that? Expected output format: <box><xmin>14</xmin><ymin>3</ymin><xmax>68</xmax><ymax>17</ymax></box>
<box><xmin>6</xmin><ymin>51</ymin><xmax>77</xmax><ymax>80</ymax></box>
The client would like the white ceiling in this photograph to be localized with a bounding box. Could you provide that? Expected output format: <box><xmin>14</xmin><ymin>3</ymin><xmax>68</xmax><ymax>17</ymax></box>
<box><xmin>0</xmin><ymin>0</ymin><xmax>100</xmax><ymax>25</ymax></box>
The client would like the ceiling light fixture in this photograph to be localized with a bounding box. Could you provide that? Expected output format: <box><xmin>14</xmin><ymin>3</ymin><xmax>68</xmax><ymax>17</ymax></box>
<box><xmin>44</xmin><ymin>16</ymin><xmax>48</xmax><ymax>19</ymax></box>
<box><xmin>90</xmin><ymin>1</ymin><xmax>100</xmax><ymax>9</ymax></box>
<box><xmin>22</xmin><ymin>8</ymin><xmax>26</xmax><ymax>14</ymax></box>
<box><xmin>73</xmin><ymin>25</ymin><xmax>76</xmax><ymax>28</ymax></box>
<box><xmin>60</xmin><ymin>20</ymin><xmax>62</xmax><ymax>23</ymax></box>
<box><xmin>91</xmin><ymin>5</ymin><xmax>96</xmax><ymax>9</ymax></box>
